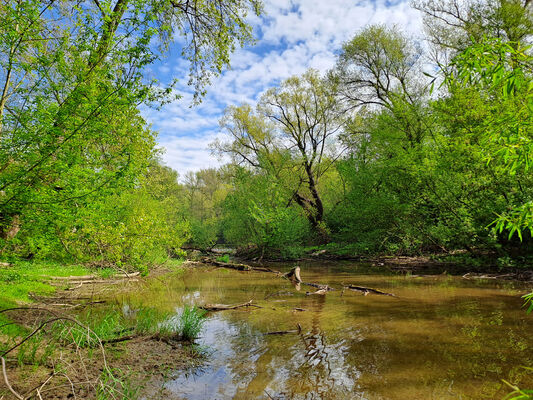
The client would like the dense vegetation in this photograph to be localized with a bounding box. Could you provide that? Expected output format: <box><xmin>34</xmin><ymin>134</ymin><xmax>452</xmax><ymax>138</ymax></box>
<box><xmin>0</xmin><ymin>0</ymin><xmax>532</xmax><ymax>268</ymax></box>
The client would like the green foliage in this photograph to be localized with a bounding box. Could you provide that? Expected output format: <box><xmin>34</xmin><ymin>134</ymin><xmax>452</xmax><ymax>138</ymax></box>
<box><xmin>449</xmin><ymin>38</ymin><xmax>533</xmax><ymax>241</ymax></box>
<box><xmin>503</xmin><ymin>375</ymin><xmax>533</xmax><ymax>400</ymax></box>
<box><xmin>96</xmin><ymin>368</ymin><xmax>141</xmax><ymax>400</ymax></box>
<box><xmin>216</xmin><ymin>254</ymin><xmax>230</xmax><ymax>263</ymax></box>
<box><xmin>523</xmin><ymin>292</ymin><xmax>533</xmax><ymax>314</ymax></box>
<box><xmin>220</xmin><ymin>169</ymin><xmax>311</xmax><ymax>258</ymax></box>
<box><xmin>0</xmin><ymin>0</ymin><xmax>262</xmax><ymax>268</ymax></box>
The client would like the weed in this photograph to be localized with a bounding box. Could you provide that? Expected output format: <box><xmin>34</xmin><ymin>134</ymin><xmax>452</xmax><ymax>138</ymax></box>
<box><xmin>179</xmin><ymin>306</ymin><xmax>207</xmax><ymax>341</ymax></box>
<box><xmin>96</xmin><ymin>368</ymin><xmax>141</xmax><ymax>400</ymax></box>
<box><xmin>216</xmin><ymin>254</ymin><xmax>230</xmax><ymax>263</ymax></box>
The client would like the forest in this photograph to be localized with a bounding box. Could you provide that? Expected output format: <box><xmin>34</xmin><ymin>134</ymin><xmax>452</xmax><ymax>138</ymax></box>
<box><xmin>0</xmin><ymin>0</ymin><xmax>532</xmax><ymax>399</ymax></box>
<box><xmin>2</xmin><ymin>0</ymin><xmax>532</xmax><ymax>265</ymax></box>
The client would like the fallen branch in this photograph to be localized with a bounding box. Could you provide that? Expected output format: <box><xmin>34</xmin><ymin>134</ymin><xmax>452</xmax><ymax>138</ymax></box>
<box><xmin>343</xmin><ymin>284</ymin><xmax>395</xmax><ymax>297</ymax></box>
<box><xmin>283</xmin><ymin>266</ymin><xmax>302</xmax><ymax>282</ymax></box>
<box><xmin>200</xmin><ymin>300</ymin><xmax>262</xmax><ymax>311</ymax></box>
<box><xmin>462</xmin><ymin>272</ymin><xmax>515</xmax><ymax>280</ymax></box>
<box><xmin>100</xmin><ymin>334</ymin><xmax>140</xmax><ymax>345</ymax></box>
<box><xmin>264</xmin><ymin>290</ymin><xmax>294</xmax><ymax>300</ymax></box>
<box><xmin>302</xmin><ymin>282</ymin><xmax>335</xmax><ymax>291</ymax></box>
<box><xmin>2</xmin><ymin>357</ymin><xmax>24</xmax><ymax>400</ymax></box>
<box><xmin>265</xmin><ymin>324</ymin><xmax>302</xmax><ymax>335</ymax></box>
<box><xmin>305</xmin><ymin>288</ymin><xmax>328</xmax><ymax>296</ymax></box>
<box><xmin>47</xmin><ymin>272</ymin><xmax>140</xmax><ymax>281</ymax></box>
<box><xmin>200</xmin><ymin>257</ymin><xmax>281</xmax><ymax>274</ymax></box>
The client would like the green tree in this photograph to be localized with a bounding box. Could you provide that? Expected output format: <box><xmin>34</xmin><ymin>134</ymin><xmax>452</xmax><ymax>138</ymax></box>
<box><xmin>449</xmin><ymin>38</ymin><xmax>533</xmax><ymax>240</ymax></box>
<box><xmin>214</xmin><ymin>70</ymin><xmax>346</xmax><ymax>240</ymax></box>
<box><xmin>0</xmin><ymin>0</ymin><xmax>262</xmax><ymax>257</ymax></box>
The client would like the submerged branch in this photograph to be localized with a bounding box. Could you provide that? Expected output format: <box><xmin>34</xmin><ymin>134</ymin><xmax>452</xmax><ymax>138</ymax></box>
<box><xmin>200</xmin><ymin>300</ymin><xmax>263</xmax><ymax>311</ymax></box>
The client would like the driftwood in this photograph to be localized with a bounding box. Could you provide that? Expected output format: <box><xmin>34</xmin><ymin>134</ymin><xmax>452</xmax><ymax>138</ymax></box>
<box><xmin>264</xmin><ymin>290</ymin><xmax>294</xmax><ymax>300</ymax></box>
<box><xmin>200</xmin><ymin>300</ymin><xmax>262</xmax><ymax>311</ymax></box>
<box><xmin>47</xmin><ymin>272</ymin><xmax>140</xmax><ymax>281</ymax></box>
<box><xmin>265</xmin><ymin>324</ymin><xmax>302</xmax><ymax>335</ymax></box>
<box><xmin>283</xmin><ymin>267</ymin><xmax>335</xmax><ymax>293</ymax></box>
<box><xmin>305</xmin><ymin>288</ymin><xmax>328</xmax><ymax>296</ymax></box>
<box><xmin>283</xmin><ymin>266</ymin><xmax>302</xmax><ymax>282</ymax></box>
<box><xmin>343</xmin><ymin>284</ymin><xmax>395</xmax><ymax>297</ymax></box>
<box><xmin>200</xmin><ymin>257</ymin><xmax>281</xmax><ymax>274</ymax></box>
<box><xmin>462</xmin><ymin>272</ymin><xmax>515</xmax><ymax>280</ymax></box>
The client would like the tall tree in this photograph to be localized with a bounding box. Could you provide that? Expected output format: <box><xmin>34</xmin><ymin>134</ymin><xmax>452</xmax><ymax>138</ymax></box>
<box><xmin>214</xmin><ymin>70</ymin><xmax>346</xmax><ymax>238</ymax></box>
<box><xmin>333</xmin><ymin>25</ymin><xmax>428</xmax><ymax>147</ymax></box>
<box><xmin>413</xmin><ymin>0</ymin><xmax>533</xmax><ymax>67</ymax></box>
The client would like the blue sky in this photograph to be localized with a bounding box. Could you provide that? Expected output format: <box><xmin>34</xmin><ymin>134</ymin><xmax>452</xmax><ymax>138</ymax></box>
<box><xmin>142</xmin><ymin>0</ymin><xmax>423</xmax><ymax>177</ymax></box>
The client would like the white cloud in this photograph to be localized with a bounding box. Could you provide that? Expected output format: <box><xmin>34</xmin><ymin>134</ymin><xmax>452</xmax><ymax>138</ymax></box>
<box><xmin>147</xmin><ymin>0</ymin><xmax>424</xmax><ymax>175</ymax></box>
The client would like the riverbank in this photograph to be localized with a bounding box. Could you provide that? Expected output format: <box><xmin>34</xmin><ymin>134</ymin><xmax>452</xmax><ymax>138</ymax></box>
<box><xmin>0</xmin><ymin>259</ymin><xmax>203</xmax><ymax>400</ymax></box>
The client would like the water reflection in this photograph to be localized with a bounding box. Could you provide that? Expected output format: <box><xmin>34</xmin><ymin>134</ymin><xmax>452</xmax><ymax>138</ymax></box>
<box><xmin>116</xmin><ymin>263</ymin><xmax>533</xmax><ymax>400</ymax></box>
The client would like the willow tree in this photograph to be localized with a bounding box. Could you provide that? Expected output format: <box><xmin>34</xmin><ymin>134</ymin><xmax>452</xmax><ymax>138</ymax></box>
<box><xmin>214</xmin><ymin>70</ymin><xmax>346</xmax><ymax>239</ymax></box>
<box><xmin>0</xmin><ymin>0</ymin><xmax>261</xmax><ymax>244</ymax></box>
<box><xmin>333</xmin><ymin>25</ymin><xmax>428</xmax><ymax>147</ymax></box>
<box><xmin>413</xmin><ymin>0</ymin><xmax>533</xmax><ymax>68</ymax></box>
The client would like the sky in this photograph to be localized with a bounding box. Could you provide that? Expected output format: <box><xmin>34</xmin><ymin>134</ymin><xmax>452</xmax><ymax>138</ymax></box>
<box><xmin>143</xmin><ymin>0</ymin><xmax>424</xmax><ymax>177</ymax></box>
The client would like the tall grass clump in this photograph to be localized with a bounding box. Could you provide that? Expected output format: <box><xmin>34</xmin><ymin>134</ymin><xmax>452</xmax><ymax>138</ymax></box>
<box><xmin>179</xmin><ymin>306</ymin><xmax>207</xmax><ymax>341</ymax></box>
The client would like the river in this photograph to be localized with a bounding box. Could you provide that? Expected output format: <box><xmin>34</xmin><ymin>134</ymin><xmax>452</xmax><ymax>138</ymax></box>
<box><xmin>110</xmin><ymin>261</ymin><xmax>532</xmax><ymax>400</ymax></box>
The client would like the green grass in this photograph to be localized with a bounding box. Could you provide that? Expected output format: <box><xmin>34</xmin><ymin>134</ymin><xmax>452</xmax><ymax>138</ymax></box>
<box><xmin>179</xmin><ymin>306</ymin><xmax>207</xmax><ymax>341</ymax></box>
<box><xmin>0</xmin><ymin>260</ymin><xmax>94</xmax><ymax>338</ymax></box>
<box><xmin>215</xmin><ymin>254</ymin><xmax>230</xmax><ymax>263</ymax></box>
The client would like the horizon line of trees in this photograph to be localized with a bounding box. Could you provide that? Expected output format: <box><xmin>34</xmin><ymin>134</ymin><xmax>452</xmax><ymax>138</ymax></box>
<box><xmin>0</xmin><ymin>0</ymin><xmax>532</xmax><ymax>267</ymax></box>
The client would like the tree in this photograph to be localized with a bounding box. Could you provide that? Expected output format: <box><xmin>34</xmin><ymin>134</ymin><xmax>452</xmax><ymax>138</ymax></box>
<box><xmin>449</xmin><ymin>38</ymin><xmax>533</xmax><ymax>240</ymax></box>
<box><xmin>0</xmin><ymin>0</ymin><xmax>261</xmax><ymax>248</ymax></box>
<box><xmin>214</xmin><ymin>70</ymin><xmax>346</xmax><ymax>239</ymax></box>
<box><xmin>413</xmin><ymin>0</ymin><xmax>533</xmax><ymax>67</ymax></box>
<box><xmin>334</xmin><ymin>25</ymin><xmax>428</xmax><ymax>147</ymax></box>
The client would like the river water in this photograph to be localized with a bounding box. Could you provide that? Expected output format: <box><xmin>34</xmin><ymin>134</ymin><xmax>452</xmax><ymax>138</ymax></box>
<box><xmin>113</xmin><ymin>261</ymin><xmax>533</xmax><ymax>400</ymax></box>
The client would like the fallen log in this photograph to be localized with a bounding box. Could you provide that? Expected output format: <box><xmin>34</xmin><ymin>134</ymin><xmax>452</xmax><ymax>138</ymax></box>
<box><xmin>305</xmin><ymin>289</ymin><xmax>327</xmax><ymax>296</ymax></box>
<box><xmin>47</xmin><ymin>272</ymin><xmax>141</xmax><ymax>281</ymax></box>
<box><xmin>302</xmin><ymin>282</ymin><xmax>335</xmax><ymax>291</ymax></box>
<box><xmin>283</xmin><ymin>266</ymin><xmax>302</xmax><ymax>282</ymax></box>
<box><xmin>462</xmin><ymin>272</ymin><xmax>515</xmax><ymax>280</ymax></box>
<box><xmin>200</xmin><ymin>257</ymin><xmax>281</xmax><ymax>274</ymax></box>
<box><xmin>200</xmin><ymin>300</ymin><xmax>262</xmax><ymax>311</ymax></box>
<box><xmin>343</xmin><ymin>284</ymin><xmax>395</xmax><ymax>297</ymax></box>
<box><xmin>264</xmin><ymin>290</ymin><xmax>294</xmax><ymax>300</ymax></box>
<box><xmin>283</xmin><ymin>266</ymin><xmax>335</xmax><ymax>292</ymax></box>
<box><xmin>264</xmin><ymin>324</ymin><xmax>302</xmax><ymax>335</ymax></box>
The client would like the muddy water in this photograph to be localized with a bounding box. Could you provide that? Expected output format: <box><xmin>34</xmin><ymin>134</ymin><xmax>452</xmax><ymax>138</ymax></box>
<box><xmin>114</xmin><ymin>262</ymin><xmax>533</xmax><ymax>400</ymax></box>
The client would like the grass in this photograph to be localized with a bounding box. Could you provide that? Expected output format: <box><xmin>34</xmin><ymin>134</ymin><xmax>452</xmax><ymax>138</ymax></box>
<box><xmin>0</xmin><ymin>258</ymin><xmax>199</xmax><ymax>400</ymax></box>
<box><xmin>0</xmin><ymin>260</ymin><xmax>94</xmax><ymax>338</ymax></box>
<box><xmin>179</xmin><ymin>306</ymin><xmax>207</xmax><ymax>341</ymax></box>
<box><xmin>215</xmin><ymin>254</ymin><xmax>230</xmax><ymax>263</ymax></box>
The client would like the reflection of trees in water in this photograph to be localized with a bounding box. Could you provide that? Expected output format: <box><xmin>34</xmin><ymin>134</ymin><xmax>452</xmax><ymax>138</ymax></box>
<box><xmin>231</xmin><ymin>295</ymin><xmax>374</xmax><ymax>400</ymax></box>
<box><xmin>164</xmin><ymin>269</ymin><xmax>533</xmax><ymax>399</ymax></box>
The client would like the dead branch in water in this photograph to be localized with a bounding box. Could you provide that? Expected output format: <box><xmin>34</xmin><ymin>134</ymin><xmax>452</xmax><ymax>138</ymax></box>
<box><xmin>200</xmin><ymin>257</ymin><xmax>281</xmax><ymax>274</ymax></box>
<box><xmin>343</xmin><ymin>284</ymin><xmax>395</xmax><ymax>297</ymax></box>
<box><xmin>283</xmin><ymin>266</ymin><xmax>335</xmax><ymax>292</ymax></box>
<box><xmin>265</xmin><ymin>324</ymin><xmax>302</xmax><ymax>335</ymax></box>
<box><xmin>283</xmin><ymin>266</ymin><xmax>302</xmax><ymax>282</ymax></box>
<box><xmin>264</xmin><ymin>290</ymin><xmax>294</xmax><ymax>300</ymax></box>
<box><xmin>200</xmin><ymin>300</ymin><xmax>263</xmax><ymax>311</ymax></box>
